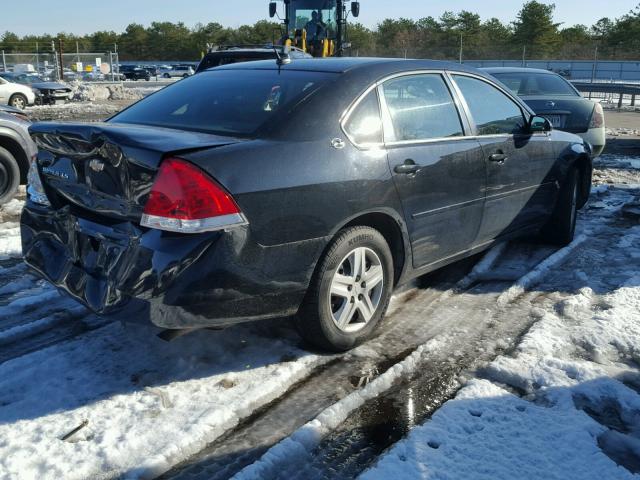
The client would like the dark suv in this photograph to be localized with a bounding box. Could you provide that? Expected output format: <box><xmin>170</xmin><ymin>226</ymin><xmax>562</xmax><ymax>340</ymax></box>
<box><xmin>196</xmin><ymin>46</ymin><xmax>311</xmax><ymax>73</ymax></box>
<box><xmin>23</xmin><ymin>58</ymin><xmax>592</xmax><ymax>351</ymax></box>
<box><xmin>119</xmin><ymin>66</ymin><xmax>151</xmax><ymax>81</ymax></box>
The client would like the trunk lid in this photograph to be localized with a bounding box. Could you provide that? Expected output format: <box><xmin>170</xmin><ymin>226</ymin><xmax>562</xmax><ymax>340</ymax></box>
<box><xmin>520</xmin><ymin>96</ymin><xmax>595</xmax><ymax>133</ymax></box>
<box><xmin>30</xmin><ymin>122</ymin><xmax>241</xmax><ymax>221</ymax></box>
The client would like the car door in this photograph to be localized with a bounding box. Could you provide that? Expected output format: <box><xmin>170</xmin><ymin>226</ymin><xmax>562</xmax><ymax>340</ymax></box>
<box><xmin>0</xmin><ymin>78</ymin><xmax>9</xmax><ymax>103</ymax></box>
<box><xmin>381</xmin><ymin>73</ymin><xmax>486</xmax><ymax>269</ymax></box>
<box><xmin>450</xmin><ymin>73</ymin><xmax>557</xmax><ymax>242</ymax></box>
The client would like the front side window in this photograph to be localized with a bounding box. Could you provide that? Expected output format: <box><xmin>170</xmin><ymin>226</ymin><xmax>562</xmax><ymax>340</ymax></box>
<box><xmin>343</xmin><ymin>90</ymin><xmax>383</xmax><ymax>145</ymax></box>
<box><xmin>382</xmin><ymin>74</ymin><xmax>464</xmax><ymax>142</ymax></box>
<box><xmin>453</xmin><ymin>75</ymin><xmax>526</xmax><ymax>135</ymax></box>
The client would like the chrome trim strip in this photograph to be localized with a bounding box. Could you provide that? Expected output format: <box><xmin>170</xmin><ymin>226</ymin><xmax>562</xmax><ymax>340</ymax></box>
<box><xmin>411</xmin><ymin>181</ymin><xmax>556</xmax><ymax>219</ymax></box>
<box><xmin>140</xmin><ymin>212</ymin><xmax>248</xmax><ymax>233</ymax></box>
<box><xmin>412</xmin><ymin>196</ymin><xmax>484</xmax><ymax>219</ymax></box>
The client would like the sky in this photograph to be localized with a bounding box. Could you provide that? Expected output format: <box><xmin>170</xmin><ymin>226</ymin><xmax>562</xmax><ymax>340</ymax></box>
<box><xmin>2</xmin><ymin>0</ymin><xmax>636</xmax><ymax>36</ymax></box>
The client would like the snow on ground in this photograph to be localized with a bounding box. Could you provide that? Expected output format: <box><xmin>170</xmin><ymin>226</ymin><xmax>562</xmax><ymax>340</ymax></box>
<box><xmin>361</xmin><ymin>181</ymin><xmax>640</xmax><ymax>479</ymax></box>
<box><xmin>0</xmin><ymin>320</ymin><xmax>329</xmax><ymax>480</ymax></box>
<box><xmin>0</xmin><ymin>198</ymin><xmax>24</xmax><ymax>258</ymax></box>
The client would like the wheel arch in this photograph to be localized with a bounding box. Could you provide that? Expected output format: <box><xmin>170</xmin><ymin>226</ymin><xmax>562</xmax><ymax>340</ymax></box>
<box><xmin>0</xmin><ymin>132</ymin><xmax>30</xmax><ymax>184</ymax></box>
<box><xmin>572</xmin><ymin>153</ymin><xmax>592</xmax><ymax>209</ymax></box>
<box><xmin>332</xmin><ymin>209</ymin><xmax>411</xmax><ymax>287</ymax></box>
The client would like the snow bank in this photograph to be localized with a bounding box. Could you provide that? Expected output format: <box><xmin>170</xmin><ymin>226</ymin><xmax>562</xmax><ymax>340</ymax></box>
<box><xmin>69</xmin><ymin>82</ymin><xmax>143</xmax><ymax>102</ymax></box>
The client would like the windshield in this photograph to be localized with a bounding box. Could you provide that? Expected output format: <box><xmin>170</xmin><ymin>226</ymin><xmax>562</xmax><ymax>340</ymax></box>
<box><xmin>288</xmin><ymin>0</ymin><xmax>337</xmax><ymax>40</ymax></box>
<box><xmin>110</xmin><ymin>69</ymin><xmax>335</xmax><ymax>136</ymax></box>
<box><xmin>493</xmin><ymin>72</ymin><xmax>578</xmax><ymax>96</ymax></box>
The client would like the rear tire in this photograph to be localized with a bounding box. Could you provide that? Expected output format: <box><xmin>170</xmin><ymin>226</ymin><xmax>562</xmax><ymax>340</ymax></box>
<box><xmin>296</xmin><ymin>226</ymin><xmax>394</xmax><ymax>352</ymax></box>
<box><xmin>8</xmin><ymin>94</ymin><xmax>28</xmax><ymax>110</ymax></box>
<box><xmin>0</xmin><ymin>147</ymin><xmax>20</xmax><ymax>205</ymax></box>
<box><xmin>540</xmin><ymin>167</ymin><xmax>579</xmax><ymax>246</ymax></box>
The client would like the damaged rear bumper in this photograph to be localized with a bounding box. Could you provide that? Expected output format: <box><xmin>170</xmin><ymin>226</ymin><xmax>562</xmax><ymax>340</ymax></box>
<box><xmin>20</xmin><ymin>203</ymin><xmax>325</xmax><ymax>329</ymax></box>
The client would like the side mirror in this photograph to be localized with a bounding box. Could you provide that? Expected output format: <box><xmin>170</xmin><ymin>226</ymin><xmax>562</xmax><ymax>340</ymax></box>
<box><xmin>351</xmin><ymin>1</ymin><xmax>360</xmax><ymax>17</ymax></box>
<box><xmin>529</xmin><ymin>115</ymin><xmax>552</xmax><ymax>133</ymax></box>
<box><xmin>269</xmin><ymin>1</ymin><xmax>277</xmax><ymax>17</ymax></box>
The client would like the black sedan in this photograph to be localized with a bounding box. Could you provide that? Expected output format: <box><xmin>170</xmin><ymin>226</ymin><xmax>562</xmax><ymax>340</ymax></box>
<box><xmin>21</xmin><ymin>58</ymin><xmax>591</xmax><ymax>351</ymax></box>
<box><xmin>0</xmin><ymin>72</ymin><xmax>72</xmax><ymax>105</ymax></box>
<box><xmin>482</xmin><ymin>67</ymin><xmax>605</xmax><ymax>156</ymax></box>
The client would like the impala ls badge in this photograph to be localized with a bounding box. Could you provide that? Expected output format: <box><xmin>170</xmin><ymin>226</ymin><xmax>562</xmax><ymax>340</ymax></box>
<box><xmin>89</xmin><ymin>159</ymin><xmax>105</xmax><ymax>172</ymax></box>
<box><xmin>41</xmin><ymin>166</ymin><xmax>69</xmax><ymax>179</ymax></box>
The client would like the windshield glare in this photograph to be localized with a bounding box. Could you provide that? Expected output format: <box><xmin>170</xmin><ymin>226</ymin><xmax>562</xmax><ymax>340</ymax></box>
<box><xmin>110</xmin><ymin>69</ymin><xmax>334</xmax><ymax>136</ymax></box>
<box><xmin>494</xmin><ymin>72</ymin><xmax>578</xmax><ymax>96</ymax></box>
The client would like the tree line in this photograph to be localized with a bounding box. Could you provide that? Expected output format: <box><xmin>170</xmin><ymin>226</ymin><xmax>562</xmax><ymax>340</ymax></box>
<box><xmin>2</xmin><ymin>1</ymin><xmax>639</xmax><ymax>61</ymax></box>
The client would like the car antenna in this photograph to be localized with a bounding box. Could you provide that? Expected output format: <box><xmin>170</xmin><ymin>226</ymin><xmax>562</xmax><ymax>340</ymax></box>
<box><xmin>274</xmin><ymin>45</ymin><xmax>292</xmax><ymax>66</ymax></box>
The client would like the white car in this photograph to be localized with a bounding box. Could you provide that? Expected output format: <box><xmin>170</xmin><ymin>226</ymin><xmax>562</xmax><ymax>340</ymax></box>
<box><xmin>0</xmin><ymin>76</ymin><xmax>36</xmax><ymax>109</ymax></box>
<box><xmin>159</xmin><ymin>65</ymin><xmax>195</xmax><ymax>78</ymax></box>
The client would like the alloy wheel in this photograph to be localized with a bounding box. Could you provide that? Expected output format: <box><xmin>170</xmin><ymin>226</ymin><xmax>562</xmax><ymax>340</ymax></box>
<box><xmin>329</xmin><ymin>247</ymin><xmax>384</xmax><ymax>333</ymax></box>
<box><xmin>10</xmin><ymin>96</ymin><xmax>26</xmax><ymax>109</ymax></box>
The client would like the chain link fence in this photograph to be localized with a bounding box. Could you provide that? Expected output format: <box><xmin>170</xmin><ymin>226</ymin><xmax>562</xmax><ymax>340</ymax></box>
<box><xmin>1</xmin><ymin>50</ymin><xmax>120</xmax><ymax>81</ymax></box>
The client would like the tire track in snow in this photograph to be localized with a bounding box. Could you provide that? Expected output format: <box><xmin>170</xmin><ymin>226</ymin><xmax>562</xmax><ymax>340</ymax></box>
<box><xmin>160</xmin><ymin>240</ymin><xmax>557</xmax><ymax>480</ymax></box>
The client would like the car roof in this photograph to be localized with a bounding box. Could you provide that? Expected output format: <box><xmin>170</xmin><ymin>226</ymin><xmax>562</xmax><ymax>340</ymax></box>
<box><xmin>481</xmin><ymin>67</ymin><xmax>558</xmax><ymax>75</ymax></box>
<box><xmin>212</xmin><ymin>57</ymin><xmax>486</xmax><ymax>75</ymax></box>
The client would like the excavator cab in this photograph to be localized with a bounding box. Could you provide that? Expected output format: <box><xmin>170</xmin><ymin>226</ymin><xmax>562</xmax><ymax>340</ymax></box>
<box><xmin>269</xmin><ymin>0</ymin><xmax>359</xmax><ymax>57</ymax></box>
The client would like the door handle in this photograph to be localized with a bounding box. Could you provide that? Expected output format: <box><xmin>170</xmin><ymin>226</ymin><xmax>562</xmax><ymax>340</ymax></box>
<box><xmin>394</xmin><ymin>159</ymin><xmax>420</xmax><ymax>175</ymax></box>
<box><xmin>489</xmin><ymin>152</ymin><xmax>508</xmax><ymax>163</ymax></box>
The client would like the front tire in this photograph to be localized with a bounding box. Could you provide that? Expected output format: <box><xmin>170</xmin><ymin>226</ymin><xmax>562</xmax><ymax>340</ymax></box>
<box><xmin>8</xmin><ymin>94</ymin><xmax>28</xmax><ymax>110</ymax></box>
<box><xmin>296</xmin><ymin>226</ymin><xmax>394</xmax><ymax>352</ymax></box>
<box><xmin>541</xmin><ymin>167</ymin><xmax>579</xmax><ymax>246</ymax></box>
<box><xmin>0</xmin><ymin>147</ymin><xmax>20</xmax><ymax>205</ymax></box>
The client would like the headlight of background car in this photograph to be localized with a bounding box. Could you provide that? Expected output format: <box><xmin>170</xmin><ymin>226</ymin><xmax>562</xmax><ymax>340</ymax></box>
<box><xmin>31</xmin><ymin>88</ymin><xmax>42</xmax><ymax>97</ymax></box>
<box><xmin>27</xmin><ymin>154</ymin><xmax>51</xmax><ymax>206</ymax></box>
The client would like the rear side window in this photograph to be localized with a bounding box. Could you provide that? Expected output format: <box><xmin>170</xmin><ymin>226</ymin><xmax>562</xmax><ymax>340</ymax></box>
<box><xmin>493</xmin><ymin>72</ymin><xmax>578</xmax><ymax>96</ymax></box>
<box><xmin>381</xmin><ymin>74</ymin><xmax>463</xmax><ymax>142</ymax></box>
<box><xmin>343</xmin><ymin>90</ymin><xmax>383</xmax><ymax>145</ymax></box>
<box><xmin>111</xmin><ymin>69</ymin><xmax>334</xmax><ymax>136</ymax></box>
<box><xmin>453</xmin><ymin>75</ymin><xmax>526</xmax><ymax>135</ymax></box>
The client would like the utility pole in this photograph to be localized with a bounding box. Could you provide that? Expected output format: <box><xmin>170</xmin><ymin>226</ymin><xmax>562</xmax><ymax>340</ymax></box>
<box><xmin>591</xmin><ymin>44</ymin><xmax>599</xmax><ymax>83</ymax></box>
<box><xmin>58</xmin><ymin>38</ymin><xmax>64</xmax><ymax>81</ymax></box>
<box><xmin>76</xmin><ymin>41</ymin><xmax>80</xmax><ymax>63</ymax></box>
<box><xmin>521</xmin><ymin>45</ymin><xmax>526</xmax><ymax>67</ymax></box>
<box><xmin>459</xmin><ymin>33</ymin><xmax>463</xmax><ymax>64</ymax></box>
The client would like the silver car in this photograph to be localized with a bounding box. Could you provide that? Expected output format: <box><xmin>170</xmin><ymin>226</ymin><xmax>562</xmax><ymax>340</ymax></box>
<box><xmin>0</xmin><ymin>105</ymin><xmax>37</xmax><ymax>204</ymax></box>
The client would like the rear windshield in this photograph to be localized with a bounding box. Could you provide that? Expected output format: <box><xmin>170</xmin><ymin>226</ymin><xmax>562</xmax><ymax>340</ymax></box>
<box><xmin>110</xmin><ymin>69</ymin><xmax>335</xmax><ymax>135</ymax></box>
<box><xmin>493</xmin><ymin>72</ymin><xmax>578</xmax><ymax>96</ymax></box>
